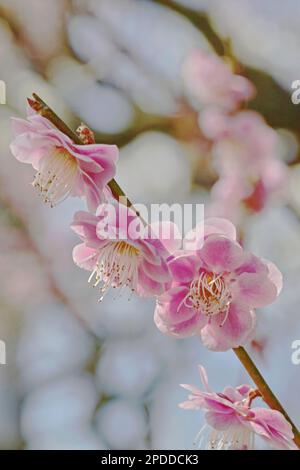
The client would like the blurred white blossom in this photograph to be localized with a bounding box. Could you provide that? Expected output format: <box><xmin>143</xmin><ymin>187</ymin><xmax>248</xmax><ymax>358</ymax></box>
<box><xmin>20</xmin><ymin>373</ymin><xmax>97</xmax><ymax>442</ymax></box>
<box><xmin>95</xmin><ymin>399</ymin><xmax>148</xmax><ymax>449</ymax></box>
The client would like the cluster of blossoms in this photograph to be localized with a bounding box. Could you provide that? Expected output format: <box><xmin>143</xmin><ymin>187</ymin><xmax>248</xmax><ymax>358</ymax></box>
<box><xmin>180</xmin><ymin>365</ymin><xmax>297</xmax><ymax>450</ymax></box>
<box><xmin>182</xmin><ymin>50</ymin><xmax>287</xmax><ymax>223</ymax></box>
<box><xmin>9</xmin><ymin>100</ymin><xmax>295</xmax><ymax>450</ymax></box>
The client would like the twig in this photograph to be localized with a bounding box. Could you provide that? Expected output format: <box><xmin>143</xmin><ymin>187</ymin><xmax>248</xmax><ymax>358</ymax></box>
<box><xmin>234</xmin><ymin>346</ymin><xmax>300</xmax><ymax>448</ymax></box>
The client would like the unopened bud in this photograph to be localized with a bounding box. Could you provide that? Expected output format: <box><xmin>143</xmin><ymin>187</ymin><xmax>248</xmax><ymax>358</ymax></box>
<box><xmin>27</xmin><ymin>98</ymin><xmax>43</xmax><ymax>113</ymax></box>
<box><xmin>76</xmin><ymin>123</ymin><xmax>95</xmax><ymax>144</ymax></box>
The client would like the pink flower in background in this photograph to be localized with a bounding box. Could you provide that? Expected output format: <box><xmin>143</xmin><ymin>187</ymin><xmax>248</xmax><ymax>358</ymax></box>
<box><xmin>154</xmin><ymin>218</ymin><xmax>282</xmax><ymax>351</ymax></box>
<box><xmin>179</xmin><ymin>365</ymin><xmax>297</xmax><ymax>450</ymax></box>
<box><xmin>182</xmin><ymin>50</ymin><xmax>255</xmax><ymax>111</ymax></box>
<box><xmin>10</xmin><ymin>109</ymin><xmax>118</xmax><ymax>210</ymax></box>
<box><xmin>199</xmin><ymin>109</ymin><xmax>287</xmax><ymax>220</ymax></box>
<box><xmin>71</xmin><ymin>202</ymin><xmax>175</xmax><ymax>299</ymax></box>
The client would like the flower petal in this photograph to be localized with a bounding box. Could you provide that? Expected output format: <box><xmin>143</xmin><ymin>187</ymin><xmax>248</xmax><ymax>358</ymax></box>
<box><xmin>168</xmin><ymin>254</ymin><xmax>200</xmax><ymax>283</ymax></box>
<box><xmin>137</xmin><ymin>269</ymin><xmax>165</xmax><ymax>297</ymax></box>
<box><xmin>248</xmin><ymin>408</ymin><xmax>297</xmax><ymax>450</ymax></box>
<box><xmin>204</xmin><ymin>217</ymin><xmax>237</xmax><ymax>241</ymax></box>
<box><xmin>154</xmin><ymin>304</ymin><xmax>203</xmax><ymax>338</ymax></box>
<box><xmin>198</xmin><ymin>365</ymin><xmax>211</xmax><ymax>392</ymax></box>
<box><xmin>232</xmin><ymin>271</ymin><xmax>278</xmax><ymax>308</ymax></box>
<box><xmin>205</xmin><ymin>410</ymin><xmax>238</xmax><ymax>431</ymax></box>
<box><xmin>154</xmin><ymin>286</ymin><xmax>206</xmax><ymax>337</ymax></box>
<box><xmin>234</xmin><ymin>253</ymin><xmax>268</xmax><ymax>276</ymax></box>
<box><xmin>183</xmin><ymin>217</ymin><xmax>236</xmax><ymax>251</ymax></box>
<box><xmin>72</xmin><ymin>243</ymin><xmax>97</xmax><ymax>271</ymax></box>
<box><xmin>200</xmin><ymin>235</ymin><xmax>244</xmax><ymax>272</ymax></box>
<box><xmin>71</xmin><ymin>211</ymin><xmax>99</xmax><ymax>242</ymax></box>
<box><xmin>141</xmin><ymin>258</ymin><xmax>170</xmax><ymax>283</ymax></box>
<box><xmin>264</xmin><ymin>259</ymin><xmax>283</xmax><ymax>296</ymax></box>
<box><xmin>200</xmin><ymin>302</ymin><xmax>256</xmax><ymax>351</ymax></box>
<box><xmin>148</xmin><ymin>221</ymin><xmax>182</xmax><ymax>254</ymax></box>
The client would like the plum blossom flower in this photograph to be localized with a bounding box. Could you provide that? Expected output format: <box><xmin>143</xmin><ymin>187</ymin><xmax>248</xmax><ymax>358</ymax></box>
<box><xmin>71</xmin><ymin>202</ymin><xmax>176</xmax><ymax>299</ymax></box>
<box><xmin>10</xmin><ymin>108</ymin><xmax>118</xmax><ymax>210</ymax></box>
<box><xmin>182</xmin><ymin>50</ymin><xmax>255</xmax><ymax>112</ymax></box>
<box><xmin>154</xmin><ymin>218</ymin><xmax>282</xmax><ymax>351</ymax></box>
<box><xmin>199</xmin><ymin>109</ymin><xmax>287</xmax><ymax>221</ymax></box>
<box><xmin>179</xmin><ymin>365</ymin><xmax>297</xmax><ymax>450</ymax></box>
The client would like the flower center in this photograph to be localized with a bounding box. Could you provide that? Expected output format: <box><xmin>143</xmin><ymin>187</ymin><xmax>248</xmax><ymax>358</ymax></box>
<box><xmin>88</xmin><ymin>241</ymin><xmax>140</xmax><ymax>300</ymax></box>
<box><xmin>180</xmin><ymin>271</ymin><xmax>232</xmax><ymax>322</ymax></box>
<box><xmin>33</xmin><ymin>147</ymin><xmax>78</xmax><ymax>206</ymax></box>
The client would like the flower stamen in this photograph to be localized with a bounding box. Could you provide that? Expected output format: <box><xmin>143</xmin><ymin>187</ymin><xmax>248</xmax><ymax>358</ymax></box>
<box><xmin>88</xmin><ymin>241</ymin><xmax>140</xmax><ymax>300</ymax></box>
<box><xmin>178</xmin><ymin>271</ymin><xmax>232</xmax><ymax>323</ymax></box>
<box><xmin>33</xmin><ymin>147</ymin><xmax>77</xmax><ymax>207</ymax></box>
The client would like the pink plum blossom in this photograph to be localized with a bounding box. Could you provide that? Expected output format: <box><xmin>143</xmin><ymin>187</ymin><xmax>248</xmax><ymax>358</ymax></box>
<box><xmin>10</xmin><ymin>108</ymin><xmax>118</xmax><ymax>210</ymax></box>
<box><xmin>154</xmin><ymin>217</ymin><xmax>282</xmax><ymax>351</ymax></box>
<box><xmin>182</xmin><ymin>50</ymin><xmax>255</xmax><ymax>112</ymax></box>
<box><xmin>199</xmin><ymin>109</ymin><xmax>287</xmax><ymax>221</ymax></box>
<box><xmin>179</xmin><ymin>365</ymin><xmax>297</xmax><ymax>450</ymax></box>
<box><xmin>71</xmin><ymin>202</ymin><xmax>175</xmax><ymax>299</ymax></box>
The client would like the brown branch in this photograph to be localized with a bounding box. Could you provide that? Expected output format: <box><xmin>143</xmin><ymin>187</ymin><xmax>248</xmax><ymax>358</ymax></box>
<box><xmin>234</xmin><ymin>347</ymin><xmax>300</xmax><ymax>448</ymax></box>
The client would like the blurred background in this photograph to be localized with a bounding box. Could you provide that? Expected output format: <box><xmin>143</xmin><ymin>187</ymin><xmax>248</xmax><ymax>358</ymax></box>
<box><xmin>0</xmin><ymin>0</ymin><xmax>300</xmax><ymax>450</ymax></box>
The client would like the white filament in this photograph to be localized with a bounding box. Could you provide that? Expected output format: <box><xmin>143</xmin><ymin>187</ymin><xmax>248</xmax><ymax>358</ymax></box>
<box><xmin>33</xmin><ymin>147</ymin><xmax>78</xmax><ymax>206</ymax></box>
<box><xmin>178</xmin><ymin>271</ymin><xmax>232</xmax><ymax>323</ymax></box>
<box><xmin>88</xmin><ymin>241</ymin><xmax>140</xmax><ymax>301</ymax></box>
<box><xmin>195</xmin><ymin>424</ymin><xmax>255</xmax><ymax>450</ymax></box>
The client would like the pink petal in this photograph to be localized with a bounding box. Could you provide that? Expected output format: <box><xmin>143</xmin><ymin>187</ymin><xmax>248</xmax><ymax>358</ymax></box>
<box><xmin>137</xmin><ymin>269</ymin><xmax>165</xmax><ymax>297</ymax></box>
<box><xmin>234</xmin><ymin>253</ymin><xmax>268</xmax><ymax>276</ymax></box>
<box><xmin>200</xmin><ymin>235</ymin><xmax>244</xmax><ymax>272</ymax></box>
<box><xmin>203</xmin><ymin>397</ymin><xmax>236</xmax><ymax>414</ymax></box>
<box><xmin>154</xmin><ymin>290</ymin><xmax>205</xmax><ymax>337</ymax></box>
<box><xmin>205</xmin><ymin>410</ymin><xmax>238</xmax><ymax>431</ymax></box>
<box><xmin>232</xmin><ymin>271</ymin><xmax>278</xmax><ymax>308</ymax></box>
<box><xmin>148</xmin><ymin>221</ymin><xmax>182</xmax><ymax>254</ymax></box>
<box><xmin>157</xmin><ymin>286</ymin><xmax>197</xmax><ymax>325</ymax></box>
<box><xmin>249</xmin><ymin>408</ymin><xmax>297</xmax><ymax>450</ymax></box>
<box><xmin>154</xmin><ymin>306</ymin><xmax>203</xmax><ymax>338</ymax></box>
<box><xmin>140</xmin><ymin>258</ymin><xmax>170</xmax><ymax>283</ymax></box>
<box><xmin>139</xmin><ymin>239</ymin><xmax>164</xmax><ymax>266</ymax></box>
<box><xmin>96</xmin><ymin>202</ymin><xmax>139</xmax><ymax>241</ymax></box>
<box><xmin>168</xmin><ymin>254</ymin><xmax>200</xmax><ymax>283</ymax></box>
<box><xmin>179</xmin><ymin>400</ymin><xmax>203</xmax><ymax>410</ymax></box>
<box><xmin>10</xmin><ymin>132</ymin><xmax>51</xmax><ymax>169</ymax></box>
<box><xmin>71</xmin><ymin>211</ymin><xmax>99</xmax><ymax>242</ymax></box>
<box><xmin>183</xmin><ymin>217</ymin><xmax>236</xmax><ymax>252</ymax></box>
<box><xmin>236</xmin><ymin>384</ymin><xmax>252</xmax><ymax>397</ymax></box>
<box><xmin>222</xmin><ymin>386</ymin><xmax>245</xmax><ymax>403</ymax></box>
<box><xmin>82</xmin><ymin>178</ymin><xmax>105</xmax><ymax>213</ymax></box>
<box><xmin>264</xmin><ymin>259</ymin><xmax>283</xmax><ymax>295</ymax></box>
<box><xmin>180</xmin><ymin>383</ymin><xmax>203</xmax><ymax>396</ymax></box>
<box><xmin>72</xmin><ymin>243</ymin><xmax>98</xmax><ymax>271</ymax></box>
<box><xmin>73</xmin><ymin>143</ymin><xmax>119</xmax><ymax>164</ymax></box>
<box><xmin>11</xmin><ymin>117</ymin><xmax>34</xmax><ymax>135</ymax></box>
<box><xmin>230</xmin><ymin>75</ymin><xmax>256</xmax><ymax>102</ymax></box>
<box><xmin>184</xmin><ymin>225</ymin><xmax>204</xmax><ymax>252</ymax></box>
<box><xmin>204</xmin><ymin>217</ymin><xmax>237</xmax><ymax>241</ymax></box>
<box><xmin>198</xmin><ymin>365</ymin><xmax>211</xmax><ymax>392</ymax></box>
<box><xmin>200</xmin><ymin>302</ymin><xmax>256</xmax><ymax>351</ymax></box>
